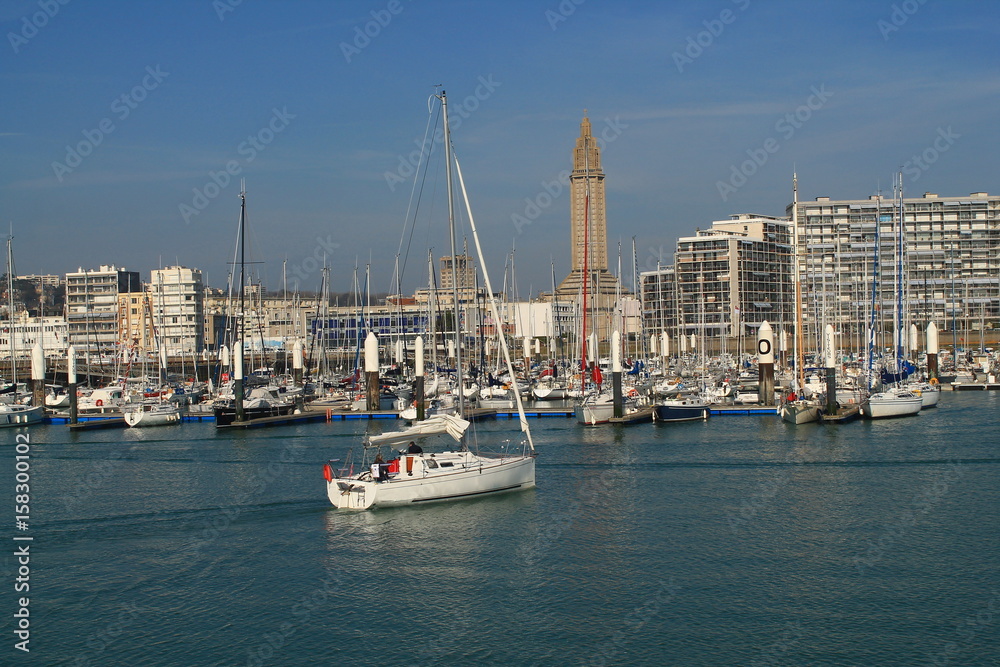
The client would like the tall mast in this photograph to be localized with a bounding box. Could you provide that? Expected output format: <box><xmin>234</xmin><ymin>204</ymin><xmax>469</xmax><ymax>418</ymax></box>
<box><xmin>580</xmin><ymin>128</ymin><xmax>591</xmax><ymax>386</ymax></box>
<box><xmin>439</xmin><ymin>90</ymin><xmax>465</xmax><ymax>417</ymax></box>
<box><xmin>792</xmin><ymin>172</ymin><xmax>805</xmax><ymax>392</ymax></box>
<box><xmin>6</xmin><ymin>234</ymin><xmax>16</xmax><ymax>386</ymax></box>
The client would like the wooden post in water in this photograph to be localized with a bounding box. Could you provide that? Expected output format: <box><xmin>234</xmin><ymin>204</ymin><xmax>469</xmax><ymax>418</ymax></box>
<box><xmin>234</xmin><ymin>340</ymin><xmax>246</xmax><ymax>423</ymax></box>
<box><xmin>926</xmin><ymin>321</ymin><xmax>939</xmax><ymax>380</ymax></box>
<box><xmin>31</xmin><ymin>343</ymin><xmax>45</xmax><ymax>408</ymax></box>
<box><xmin>414</xmin><ymin>336</ymin><xmax>425</xmax><ymax>421</ymax></box>
<box><xmin>660</xmin><ymin>331</ymin><xmax>670</xmax><ymax>371</ymax></box>
<box><xmin>68</xmin><ymin>345</ymin><xmax>78</xmax><ymax>424</ymax></box>
<box><xmin>612</xmin><ymin>330</ymin><xmax>623</xmax><ymax>418</ymax></box>
<box><xmin>757</xmin><ymin>321</ymin><xmax>775</xmax><ymax>406</ymax></box>
<box><xmin>824</xmin><ymin>324</ymin><xmax>838</xmax><ymax>415</ymax></box>
<box><xmin>365</xmin><ymin>332</ymin><xmax>379</xmax><ymax>412</ymax></box>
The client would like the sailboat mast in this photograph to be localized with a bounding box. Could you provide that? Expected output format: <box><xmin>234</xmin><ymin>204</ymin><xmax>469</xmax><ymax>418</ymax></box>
<box><xmin>6</xmin><ymin>235</ymin><xmax>16</xmax><ymax>386</ymax></box>
<box><xmin>792</xmin><ymin>173</ymin><xmax>805</xmax><ymax>392</ymax></box>
<box><xmin>439</xmin><ymin>90</ymin><xmax>465</xmax><ymax>416</ymax></box>
<box><xmin>580</xmin><ymin>132</ymin><xmax>591</xmax><ymax>386</ymax></box>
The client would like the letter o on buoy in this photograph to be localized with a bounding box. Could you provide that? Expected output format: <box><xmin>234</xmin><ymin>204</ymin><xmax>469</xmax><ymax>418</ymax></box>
<box><xmin>322</xmin><ymin>464</ymin><xmax>333</xmax><ymax>482</ymax></box>
<box><xmin>757</xmin><ymin>338</ymin><xmax>772</xmax><ymax>357</ymax></box>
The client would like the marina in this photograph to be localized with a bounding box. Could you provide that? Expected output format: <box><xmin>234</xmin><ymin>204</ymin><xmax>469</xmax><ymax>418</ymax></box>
<box><xmin>22</xmin><ymin>390</ymin><xmax>999</xmax><ymax>664</ymax></box>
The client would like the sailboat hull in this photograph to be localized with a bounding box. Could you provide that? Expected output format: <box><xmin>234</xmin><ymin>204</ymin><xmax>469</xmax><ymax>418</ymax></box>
<box><xmin>0</xmin><ymin>404</ymin><xmax>44</xmax><ymax>427</ymax></box>
<box><xmin>861</xmin><ymin>393</ymin><xmax>923</xmax><ymax>419</ymax></box>
<box><xmin>653</xmin><ymin>398</ymin><xmax>710</xmax><ymax>423</ymax></box>
<box><xmin>574</xmin><ymin>401</ymin><xmax>615</xmax><ymax>426</ymax></box>
<box><xmin>326</xmin><ymin>453</ymin><xmax>535</xmax><ymax>510</ymax></box>
<box><xmin>780</xmin><ymin>403</ymin><xmax>821</xmax><ymax>424</ymax></box>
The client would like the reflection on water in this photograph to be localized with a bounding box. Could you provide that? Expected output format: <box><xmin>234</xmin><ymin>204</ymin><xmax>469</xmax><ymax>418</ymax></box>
<box><xmin>26</xmin><ymin>393</ymin><xmax>1000</xmax><ymax>665</ymax></box>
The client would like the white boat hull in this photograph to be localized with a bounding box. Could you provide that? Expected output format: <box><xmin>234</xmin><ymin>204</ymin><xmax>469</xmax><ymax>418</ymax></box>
<box><xmin>533</xmin><ymin>386</ymin><xmax>568</xmax><ymax>401</ymax></box>
<box><xmin>124</xmin><ymin>406</ymin><xmax>181</xmax><ymax>427</ymax></box>
<box><xmin>780</xmin><ymin>402</ymin><xmax>820</xmax><ymax>424</ymax></box>
<box><xmin>326</xmin><ymin>452</ymin><xmax>535</xmax><ymax>510</ymax></box>
<box><xmin>574</xmin><ymin>400</ymin><xmax>615</xmax><ymax>426</ymax></box>
<box><xmin>0</xmin><ymin>405</ymin><xmax>44</xmax><ymax>427</ymax></box>
<box><xmin>861</xmin><ymin>393</ymin><xmax>923</xmax><ymax>419</ymax></box>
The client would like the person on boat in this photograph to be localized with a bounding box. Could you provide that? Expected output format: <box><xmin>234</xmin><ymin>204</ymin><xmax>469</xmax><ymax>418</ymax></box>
<box><xmin>373</xmin><ymin>453</ymin><xmax>389</xmax><ymax>482</ymax></box>
<box><xmin>407</xmin><ymin>441</ymin><xmax>423</xmax><ymax>454</ymax></box>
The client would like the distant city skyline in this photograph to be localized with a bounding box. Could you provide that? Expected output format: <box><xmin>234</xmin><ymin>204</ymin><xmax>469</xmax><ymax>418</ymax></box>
<box><xmin>2</xmin><ymin>1</ymin><xmax>996</xmax><ymax>294</ymax></box>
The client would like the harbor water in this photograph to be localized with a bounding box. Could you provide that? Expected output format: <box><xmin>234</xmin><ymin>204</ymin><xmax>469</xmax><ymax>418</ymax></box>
<box><xmin>9</xmin><ymin>392</ymin><xmax>1000</xmax><ymax>665</ymax></box>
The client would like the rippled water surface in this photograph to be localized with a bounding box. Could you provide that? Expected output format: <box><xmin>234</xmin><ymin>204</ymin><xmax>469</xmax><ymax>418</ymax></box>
<box><xmin>9</xmin><ymin>392</ymin><xmax>1000</xmax><ymax>665</ymax></box>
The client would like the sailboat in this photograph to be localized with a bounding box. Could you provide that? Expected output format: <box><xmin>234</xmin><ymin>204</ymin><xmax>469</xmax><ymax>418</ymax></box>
<box><xmin>2</xmin><ymin>234</ymin><xmax>43</xmax><ymax>427</ymax></box>
<box><xmin>861</xmin><ymin>177</ymin><xmax>922</xmax><ymax>419</ymax></box>
<box><xmin>780</xmin><ymin>173</ymin><xmax>820</xmax><ymax>424</ymax></box>
<box><xmin>323</xmin><ymin>89</ymin><xmax>535</xmax><ymax>510</ymax></box>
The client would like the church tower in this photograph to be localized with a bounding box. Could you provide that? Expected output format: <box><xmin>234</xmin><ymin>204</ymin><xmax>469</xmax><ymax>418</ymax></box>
<box><xmin>554</xmin><ymin>113</ymin><xmax>622</xmax><ymax>338</ymax></box>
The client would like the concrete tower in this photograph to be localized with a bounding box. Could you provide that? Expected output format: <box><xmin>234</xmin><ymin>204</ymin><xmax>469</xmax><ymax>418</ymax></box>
<box><xmin>554</xmin><ymin>113</ymin><xmax>622</xmax><ymax>341</ymax></box>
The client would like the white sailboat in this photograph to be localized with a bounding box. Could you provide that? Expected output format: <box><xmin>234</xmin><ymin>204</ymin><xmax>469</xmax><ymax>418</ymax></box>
<box><xmin>861</xmin><ymin>176</ymin><xmax>922</xmax><ymax>420</ymax></box>
<box><xmin>323</xmin><ymin>89</ymin><xmax>535</xmax><ymax>510</ymax></box>
<box><xmin>123</xmin><ymin>401</ymin><xmax>181</xmax><ymax>427</ymax></box>
<box><xmin>780</xmin><ymin>173</ymin><xmax>820</xmax><ymax>425</ymax></box>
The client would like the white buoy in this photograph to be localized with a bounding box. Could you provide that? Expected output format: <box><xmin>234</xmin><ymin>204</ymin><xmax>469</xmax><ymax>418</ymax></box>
<box><xmin>415</xmin><ymin>336</ymin><xmax>424</xmax><ymax>376</ymax></box>
<box><xmin>220</xmin><ymin>345</ymin><xmax>230</xmax><ymax>368</ymax></box>
<box><xmin>649</xmin><ymin>334</ymin><xmax>657</xmax><ymax>356</ymax></box>
<box><xmin>926</xmin><ymin>321</ymin><xmax>939</xmax><ymax>380</ymax></box>
<box><xmin>757</xmin><ymin>321</ymin><xmax>775</xmax><ymax>406</ymax></box>
<box><xmin>31</xmin><ymin>342</ymin><xmax>44</xmax><ymax>381</ymax></box>
<box><xmin>233</xmin><ymin>341</ymin><xmax>244</xmax><ymax>380</ymax></box>
<box><xmin>67</xmin><ymin>345</ymin><xmax>77</xmax><ymax>385</ymax></box>
<box><xmin>661</xmin><ymin>331</ymin><xmax>670</xmax><ymax>358</ymax></box>
<box><xmin>364</xmin><ymin>332</ymin><xmax>378</xmax><ymax>373</ymax></box>
<box><xmin>824</xmin><ymin>324</ymin><xmax>837</xmax><ymax>369</ymax></box>
<box><xmin>909</xmin><ymin>323</ymin><xmax>919</xmax><ymax>353</ymax></box>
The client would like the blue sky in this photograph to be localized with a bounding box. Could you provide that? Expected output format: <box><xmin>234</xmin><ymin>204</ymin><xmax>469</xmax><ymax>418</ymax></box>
<box><xmin>2</xmin><ymin>0</ymin><xmax>997</xmax><ymax>295</ymax></box>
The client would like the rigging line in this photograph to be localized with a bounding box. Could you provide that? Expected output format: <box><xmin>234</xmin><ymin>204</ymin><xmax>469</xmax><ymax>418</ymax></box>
<box><xmin>395</xmin><ymin>98</ymin><xmax>442</xmax><ymax>293</ymax></box>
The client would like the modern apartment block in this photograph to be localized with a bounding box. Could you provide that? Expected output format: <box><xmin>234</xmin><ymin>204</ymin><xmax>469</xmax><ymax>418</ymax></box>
<box><xmin>791</xmin><ymin>191</ymin><xmax>1000</xmax><ymax>350</ymax></box>
<box><xmin>149</xmin><ymin>266</ymin><xmax>205</xmax><ymax>355</ymax></box>
<box><xmin>65</xmin><ymin>265</ymin><xmax>142</xmax><ymax>351</ymax></box>
<box><xmin>641</xmin><ymin>214</ymin><xmax>792</xmax><ymax>352</ymax></box>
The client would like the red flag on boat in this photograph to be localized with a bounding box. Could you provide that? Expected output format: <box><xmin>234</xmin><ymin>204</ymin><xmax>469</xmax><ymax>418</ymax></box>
<box><xmin>593</xmin><ymin>366</ymin><xmax>603</xmax><ymax>386</ymax></box>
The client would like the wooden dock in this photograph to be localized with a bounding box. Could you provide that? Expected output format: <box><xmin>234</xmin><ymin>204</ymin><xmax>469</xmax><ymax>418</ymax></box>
<box><xmin>219</xmin><ymin>411</ymin><xmax>330</xmax><ymax>429</ymax></box>
<box><xmin>820</xmin><ymin>405</ymin><xmax>862</xmax><ymax>423</ymax></box>
<box><xmin>609</xmin><ymin>407</ymin><xmax>655</xmax><ymax>425</ymax></box>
